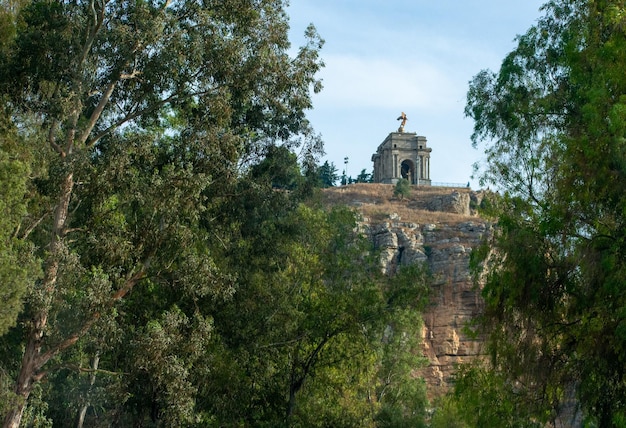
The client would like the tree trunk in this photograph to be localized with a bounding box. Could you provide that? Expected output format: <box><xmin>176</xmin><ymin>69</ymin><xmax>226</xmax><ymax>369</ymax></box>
<box><xmin>2</xmin><ymin>408</ymin><xmax>25</xmax><ymax>428</ymax></box>
<box><xmin>2</xmin><ymin>327</ymin><xmax>45</xmax><ymax>428</ymax></box>
<box><xmin>3</xmin><ymin>172</ymin><xmax>74</xmax><ymax>428</ymax></box>
<box><xmin>2</xmin><ymin>393</ymin><xmax>27</xmax><ymax>428</ymax></box>
<box><xmin>76</xmin><ymin>353</ymin><xmax>99</xmax><ymax>428</ymax></box>
<box><xmin>287</xmin><ymin>379</ymin><xmax>300</xmax><ymax>422</ymax></box>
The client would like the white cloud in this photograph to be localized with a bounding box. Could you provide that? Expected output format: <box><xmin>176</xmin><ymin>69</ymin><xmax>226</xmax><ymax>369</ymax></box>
<box><xmin>314</xmin><ymin>54</ymin><xmax>461</xmax><ymax>111</ymax></box>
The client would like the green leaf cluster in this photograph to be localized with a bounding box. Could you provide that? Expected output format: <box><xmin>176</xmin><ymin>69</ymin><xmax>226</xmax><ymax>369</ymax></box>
<box><xmin>0</xmin><ymin>103</ymin><xmax>41</xmax><ymax>336</ymax></box>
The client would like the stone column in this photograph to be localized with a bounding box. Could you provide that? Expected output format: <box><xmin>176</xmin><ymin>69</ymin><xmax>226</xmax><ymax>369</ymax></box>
<box><xmin>393</xmin><ymin>154</ymin><xmax>398</xmax><ymax>178</ymax></box>
<box><xmin>416</xmin><ymin>155</ymin><xmax>421</xmax><ymax>185</ymax></box>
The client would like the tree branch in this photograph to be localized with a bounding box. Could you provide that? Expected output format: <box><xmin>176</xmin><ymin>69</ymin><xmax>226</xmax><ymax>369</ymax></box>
<box><xmin>111</xmin><ymin>266</ymin><xmax>148</xmax><ymax>300</ymax></box>
<box><xmin>43</xmin><ymin>363</ymin><xmax>126</xmax><ymax>377</ymax></box>
<box><xmin>34</xmin><ymin>315</ymin><xmax>98</xmax><ymax>370</ymax></box>
<box><xmin>47</xmin><ymin>119</ymin><xmax>65</xmax><ymax>157</ymax></box>
<box><xmin>85</xmin><ymin>86</ymin><xmax>217</xmax><ymax>149</ymax></box>
<box><xmin>78</xmin><ymin>80</ymin><xmax>117</xmax><ymax>146</ymax></box>
<box><xmin>16</xmin><ymin>210</ymin><xmax>50</xmax><ymax>240</ymax></box>
<box><xmin>32</xmin><ymin>259</ymin><xmax>150</xmax><ymax>374</ymax></box>
<box><xmin>85</xmin><ymin>92</ymin><xmax>179</xmax><ymax>148</ymax></box>
<box><xmin>80</xmin><ymin>0</ymin><xmax>104</xmax><ymax>67</ymax></box>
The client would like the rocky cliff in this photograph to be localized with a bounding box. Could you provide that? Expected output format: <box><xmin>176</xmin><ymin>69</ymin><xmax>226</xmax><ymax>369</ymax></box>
<box><xmin>322</xmin><ymin>184</ymin><xmax>491</xmax><ymax>397</ymax></box>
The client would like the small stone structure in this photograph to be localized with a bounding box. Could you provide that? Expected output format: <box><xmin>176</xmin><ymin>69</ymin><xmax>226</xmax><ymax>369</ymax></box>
<box><xmin>371</xmin><ymin>131</ymin><xmax>432</xmax><ymax>185</ymax></box>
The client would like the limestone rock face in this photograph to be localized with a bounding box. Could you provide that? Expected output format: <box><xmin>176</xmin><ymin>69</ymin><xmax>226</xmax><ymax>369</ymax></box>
<box><xmin>361</xmin><ymin>192</ymin><xmax>492</xmax><ymax>398</ymax></box>
<box><xmin>410</xmin><ymin>190</ymin><xmax>471</xmax><ymax>215</ymax></box>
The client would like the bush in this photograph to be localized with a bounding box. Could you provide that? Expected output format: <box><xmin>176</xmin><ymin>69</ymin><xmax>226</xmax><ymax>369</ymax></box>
<box><xmin>393</xmin><ymin>179</ymin><xmax>411</xmax><ymax>200</ymax></box>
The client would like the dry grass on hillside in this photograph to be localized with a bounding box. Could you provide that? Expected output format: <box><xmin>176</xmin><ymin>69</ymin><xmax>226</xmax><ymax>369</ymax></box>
<box><xmin>319</xmin><ymin>183</ymin><xmax>475</xmax><ymax>225</ymax></box>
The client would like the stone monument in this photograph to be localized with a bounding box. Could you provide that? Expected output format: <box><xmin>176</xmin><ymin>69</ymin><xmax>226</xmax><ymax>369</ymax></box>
<box><xmin>371</xmin><ymin>113</ymin><xmax>432</xmax><ymax>185</ymax></box>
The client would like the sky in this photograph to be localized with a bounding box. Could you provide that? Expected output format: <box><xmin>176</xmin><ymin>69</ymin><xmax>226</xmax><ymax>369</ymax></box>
<box><xmin>286</xmin><ymin>0</ymin><xmax>547</xmax><ymax>188</ymax></box>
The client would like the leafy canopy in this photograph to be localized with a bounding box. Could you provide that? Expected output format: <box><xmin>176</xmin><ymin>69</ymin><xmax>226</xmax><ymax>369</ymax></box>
<box><xmin>462</xmin><ymin>0</ymin><xmax>626</xmax><ymax>426</ymax></box>
<box><xmin>0</xmin><ymin>0</ymin><xmax>433</xmax><ymax>426</ymax></box>
<box><xmin>0</xmin><ymin>0</ymin><xmax>325</xmax><ymax>426</ymax></box>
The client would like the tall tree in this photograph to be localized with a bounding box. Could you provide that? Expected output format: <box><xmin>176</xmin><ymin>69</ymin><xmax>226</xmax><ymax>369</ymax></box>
<box><xmin>465</xmin><ymin>0</ymin><xmax>626</xmax><ymax>425</ymax></box>
<box><xmin>316</xmin><ymin>160</ymin><xmax>339</xmax><ymax>187</ymax></box>
<box><xmin>0</xmin><ymin>1</ymin><xmax>323</xmax><ymax>426</ymax></box>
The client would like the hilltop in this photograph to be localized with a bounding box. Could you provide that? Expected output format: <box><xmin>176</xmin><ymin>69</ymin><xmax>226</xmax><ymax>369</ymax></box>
<box><xmin>320</xmin><ymin>183</ymin><xmax>485</xmax><ymax>224</ymax></box>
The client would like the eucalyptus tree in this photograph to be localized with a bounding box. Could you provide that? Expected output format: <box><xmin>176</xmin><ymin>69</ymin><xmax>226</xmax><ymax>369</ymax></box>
<box><xmin>465</xmin><ymin>0</ymin><xmax>626</xmax><ymax>425</ymax></box>
<box><xmin>0</xmin><ymin>0</ymin><xmax>323</xmax><ymax>426</ymax></box>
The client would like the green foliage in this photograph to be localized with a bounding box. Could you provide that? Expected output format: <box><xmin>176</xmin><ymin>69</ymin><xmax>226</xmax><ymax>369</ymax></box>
<box><xmin>0</xmin><ymin>0</ymin><xmax>326</xmax><ymax>425</ymax></box>
<box><xmin>18</xmin><ymin>383</ymin><xmax>52</xmax><ymax>428</ymax></box>
<box><xmin>0</xmin><ymin>107</ymin><xmax>41</xmax><ymax>336</ymax></box>
<box><xmin>0</xmin><ymin>1</ymin><xmax>434</xmax><ymax>426</ymax></box>
<box><xmin>316</xmin><ymin>160</ymin><xmax>339</xmax><ymax>187</ymax></box>
<box><xmin>429</xmin><ymin>395</ymin><xmax>469</xmax><ymax>428</ymax></box>
<box><xmin>250</xmin><ymin>145</ymin><xmax>303</xmax><ymax>190</ymax></box>
<box><xmin>356</xmin><ymin>168</ymin><xmax>372</xmax><ymax>183</ymax></box>
<box><xmin>465</xmin><ymin>0</ymin><xmax>626</xmax><ymax>425</ymax></box>
<box><xmin>0</xmin><ymin>152</ymin><xmax>31</xmax><ymax>335</ymax></box>
<box><xmin>204</xmin><ymin>205</ymin><xmax>431</xmax><ymax>426</ymax></box>
<box><xmin>393</xmin><ymin>178</ymin><xmax>411</xmax><ymax>200</ymax></box>
<box><xmin>450</xmin><ymin>363</ymin><xmax>545</xmax><ymax>428</ymax></box>
<box><xmin>374</xmin><ymin>306</ymin><xmax>428</xmax><ymax>428</ymax></box>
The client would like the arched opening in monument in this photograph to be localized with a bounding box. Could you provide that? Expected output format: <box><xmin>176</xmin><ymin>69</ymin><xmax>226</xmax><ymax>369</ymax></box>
<box><xmin>400</xmin><ymin>159</ymin><xmax>415</xmax><ymax>184</ymax></box>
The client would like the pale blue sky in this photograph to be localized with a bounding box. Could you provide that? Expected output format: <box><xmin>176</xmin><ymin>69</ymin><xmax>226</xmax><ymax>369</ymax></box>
<box><xmin>287</xmin><ymin>1</ymin><xmax>546</xmax><ymax>187</ymax></box>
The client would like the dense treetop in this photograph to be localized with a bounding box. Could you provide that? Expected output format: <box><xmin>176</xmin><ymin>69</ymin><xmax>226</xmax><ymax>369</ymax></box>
<box><xmin>0</xmin><ymin>1</ymin><xmax>432</xmax><ymax>426</ymax></box>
